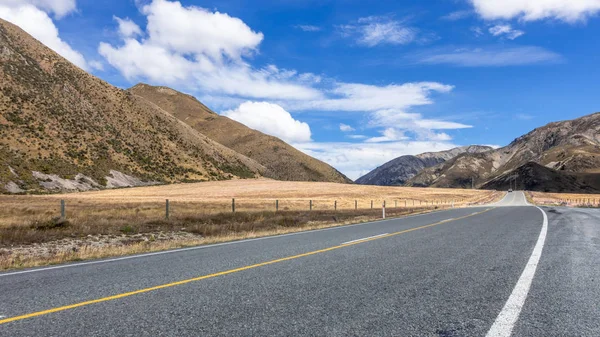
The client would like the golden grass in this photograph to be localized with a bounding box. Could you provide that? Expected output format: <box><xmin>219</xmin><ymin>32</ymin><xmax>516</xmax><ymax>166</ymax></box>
<box><xmin>0</xmin><ymin>207</ymin><xmax>443</xmax><ymax>270</ymax></box>
<box><xmin>528</xmin><ymin>191</ymin><xmax>600</xmax><ymax>207</ymax></box>
<box><xmin>0</xmin><ymin>179</ymin><xmax>502</xmax><ymax>270</ymax></box>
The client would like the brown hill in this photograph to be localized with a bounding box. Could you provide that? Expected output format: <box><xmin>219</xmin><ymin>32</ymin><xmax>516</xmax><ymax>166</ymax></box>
<box><xmin>407</xmin><ymin>112</ymin><xmax>600</xmax><ymax>192</ymax></box>
<box><xmin>0</xmin><ymin>18</ymin><xmax>266</xmax><ymax>193</ymax></box>
<box><xmin>481</xmin><ymin>162</ymin><xmax>600</xmax><ymax>193</ymax></box>
<box><xmin>128</xmin><ymin>83</ymin><xmax>351</xmax><ymax>183</ymax></box>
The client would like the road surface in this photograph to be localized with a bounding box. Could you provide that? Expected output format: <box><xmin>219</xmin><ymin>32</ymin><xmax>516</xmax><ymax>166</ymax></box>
<box><xmin>0</xmin><ymin>191</ymin><xmax>598</xmax><ymax>336</ymax></box>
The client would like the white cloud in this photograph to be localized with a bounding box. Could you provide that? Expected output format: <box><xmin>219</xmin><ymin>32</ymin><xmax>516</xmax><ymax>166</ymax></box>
<box><xmin>294</xmin><ymin>141</ymin><xmax>459</xmax><ymax>180</ymax></box>
<box><xmin>295</xmin><ymin>24</ymin><xmax>321</xmax><ymax>32</ymax></box>
<box><xmin>347</xmin><ymin>135</ymin><xmax>367</xmax><ymax>139</ymax></box>
<box><xmin>416</xmin><ymin>46</ymin><xmax>562</xmax><ymax>67</ymax></box>
<box><xmin>369</xmin><ymin>109</ymin><xmax>471</xmax><ymax>129</ymax></box>
<box><xmin>0</xmin><ymin>3</ymin><xmax>87</xmax><ymax>70</ymax></box>
<box><xmin>88</xmin><ymin>60</ymin><xmax>104</xmax><ymax>71</ymax></box>
<box><xmin>339</xmin><ymin>16</ymin><xmax>417</xmax><ymax>47</ymax></box>
<box><xmin>0</xmin><ymin>0</ymin><xmax>76</xmax><ymax>18</ymax></box>
<box><xmin>489</xmin><ymin>24</ymin><xmax>525</xmax><ymax>39</ymax></box>
<box><xmin>442</xmin><ymin>10</ymin><xmax>472</xmax><ymax>21</ymax></box>
<box><xmin>471</xmin><ymin>26</ymin><xmax>484</xmax><ymax>36</ymax></box>
<box><xmin>469</xmin><ymin>0</ymin><xmax>600</xmax><ymax>22</ymax></box>
<box><xmin>365</xmin><ymin>128</ymin><xmax>409</xmax><ymax>143</ymax></box>
<box><xmin>141</xmin><ymin>0</ymin><xmax>263</xmax><ymax>61</ymax></box>
<box><xmin>99</xmin><ymin>0</ymin><xmax>322</xmax><ymax>101</ymax></box>
<box><xmin>114</xmin><ymin>16</ymin><xmax>142</xmax><ymax>38</ymax></box>
<box><xmin>339</xmin><ymin>123</ymin><xmax>355</xmax><ymax>132</ymax></box>
<box><xmin>287</xmin><ymin>82</ymin><xmax>454</xmax><ymax>112</ymax></box>
<box><xmin>223</xmin><ymin>101</ymin><xmax>312</xmax><ymax>143</ymax></box>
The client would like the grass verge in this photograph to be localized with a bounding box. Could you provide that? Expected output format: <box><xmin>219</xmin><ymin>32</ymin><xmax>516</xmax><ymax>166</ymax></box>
<box><xmin>1</xmin><ymin>206</ymin><xmax>445</xmax><ymax>271</ymax></box>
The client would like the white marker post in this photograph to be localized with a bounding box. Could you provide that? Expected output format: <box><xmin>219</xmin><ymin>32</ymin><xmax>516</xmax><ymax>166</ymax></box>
<box><xmin>382</xmin><ymin>201</ymin><xmax>386</xmax><ymax>219</ymax></box>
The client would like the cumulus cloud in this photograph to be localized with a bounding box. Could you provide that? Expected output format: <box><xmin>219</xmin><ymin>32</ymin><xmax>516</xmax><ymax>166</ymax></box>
<box><xmin>0</xmin><ymin>2</ymin><xmax>87</xmax><ymax>69</ymax></box>
<box><xmin>339</xmin><ymin>123</ymin><xmax>355</xmax><ymax>132</ymax></box>
<box><xmin>99</xmin><ymin>0</ymin><xmax>322</xmax><ymax>101</ymax></box>
<box><xmin>223</xmin><ymin>101</ymin><xmax>312</xmax><ymax>143</ymax></box>
<box><xmin>114</xmin><ymin>16</ymin><xmax>142</xmax><ymax>38</ymax></box>
<box><xmin>489</xmin><ymin>24</ymin><xmax>525</xmax><ymax>39</ymax></box>
<box><xmin>415</xmin><ymin>46</ymin><xmax>563</xmax><ymax>67</ymax></box>
<box><xmin>339</xmin><ymin>16</ymin><xmax>417</xmax><ymax>47</ymax></box>
<box><xmin>0</xmin><ymin>0</ymin><xmax>76</xmax><ymax>18</ymax></box>
<box><xmin>469</xmin><ymin>0</ymin><xmax>600</xmax><ymax>22</ymax></box>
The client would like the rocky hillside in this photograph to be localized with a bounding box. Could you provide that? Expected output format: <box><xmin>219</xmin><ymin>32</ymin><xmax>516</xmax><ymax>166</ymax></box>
<box><xmin>408</xmin><ymin>112</ymin><xmax>600</xmax><ymax>192</ymax></box>
<box><xmin>356</xmin><ymin>145</ymin><xmax>492</xmax><ymax>186</ymax></box>
<box><xmin>128</xmin><ymin>83</ymin><xmax>351</xmax><ymax>183</ymax></box>
<box><xmin>0</xmin><ymin>18</ymin><xmax>266</xmax><ymax>193</ymax></box>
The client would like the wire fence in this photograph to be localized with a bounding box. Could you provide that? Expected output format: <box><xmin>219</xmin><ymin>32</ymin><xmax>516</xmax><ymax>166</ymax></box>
<box><xmin>0</xmin><ymin>197</ymin><xmax>482</xmax><ymax>227</ymax></box>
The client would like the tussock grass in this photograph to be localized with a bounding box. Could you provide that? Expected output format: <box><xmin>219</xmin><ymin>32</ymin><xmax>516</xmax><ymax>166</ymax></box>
<box><xmin>0</xmin><ymin>180</ymin><xmax>502</xmax><ymax>270</ymax></box>
<box><xmin>528</xmin><ymin>191</ymin><xmax>600</xmax><ymax>207</ymax></box>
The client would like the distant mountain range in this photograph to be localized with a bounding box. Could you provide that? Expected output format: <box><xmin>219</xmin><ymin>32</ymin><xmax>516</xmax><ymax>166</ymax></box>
<box><xmin>355</xmin><ymin>146</ymin><xmax>493</xmax><ymax>186</ymax></box>
<box><xmin>0</xmin><ymin>18</ymin><xmax>348</xmax><ymax>193</ymax></box>
<box><xmin>358</xmin><ymin>112</ymin><xmax>600</xmax><ymax>193</ymax></box>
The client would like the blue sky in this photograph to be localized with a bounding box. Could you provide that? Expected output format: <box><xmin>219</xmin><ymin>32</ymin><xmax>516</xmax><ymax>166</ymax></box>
<box><xmin>2</xmin><ymin>0</ymin><xmax>600</xmax><ymax>179</ymax></box>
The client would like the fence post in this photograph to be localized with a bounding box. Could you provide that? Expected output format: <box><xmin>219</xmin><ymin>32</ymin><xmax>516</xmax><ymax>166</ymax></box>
<box><xmin>371</xmin><ymin>200</ymin><xmax>373</xmax><ymax>209</ymax></box>
<box><xmin>310</xmin><ymin>200</ymin><xmax>312</xmax><ymax>211</ymax></box>
<box><xmin>276</xmin><ymin>199</ymin><xmax>279</xmax><ymax>212</ymax></box>
<box><xmin>232</xmin><ymin>198</ymin><xmax>235</xmax><ymax>213</ymax></box>
<box><xmin>60</xmin><ymin>199</ymin><xmax>66</xmax><ymax>220</ymax></box>
<box><xmin>165</xmin><ymin>199</ymin><xmax>169</xmax><ymax>219</ymax></box>
<box><xmin>355</xmin><ymin>200</ymin><xmax>357</xmax><ymax>210</ymax></box>
<box><xmin>334</xmin><ymin>200</ymin><xmax>337</xmax><ymax>210</ymax></box>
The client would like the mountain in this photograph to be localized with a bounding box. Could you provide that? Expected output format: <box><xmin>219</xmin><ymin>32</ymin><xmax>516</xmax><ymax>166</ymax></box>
<box><xmin>0</xmin><ymin>18</ymin><xmax>266</xmax><ymax>193</ymax></box>
<box><xmin>128</xmin><ymin>83</ymin><xmax>351</xmax><ymax>183</ymax></box>
<box><xmin>407</xmin><ymin>112</ymin><xmax>600</xmax><ymax>192</ymax></box>
<box><xmin>356</xmin><ymin>145</ymin><xmax>493</xmax><ymax>186</ymax></box>
<box><xmin>481</xmin><ymin>162</ymin><xmax>600</xmax><ymax>193</ymax></box>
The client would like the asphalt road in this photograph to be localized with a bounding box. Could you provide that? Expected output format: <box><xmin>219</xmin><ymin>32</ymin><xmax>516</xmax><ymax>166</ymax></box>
<box><xmin>0</xmin><ymin>192</ymin><xmax>598</xmax><ymax>336</ymax></box>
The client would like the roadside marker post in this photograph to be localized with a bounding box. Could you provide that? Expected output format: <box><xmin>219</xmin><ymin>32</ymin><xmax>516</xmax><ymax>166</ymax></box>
<box><xmin>276</xmin><ymin>200</ymin><xmax>279</xmax><ymax>212</ymax></box>
<box><xmin>310</xmin><ymin>200</ymin><xmax>312</xmax><ymax>211</ymax></box>
<box><xmin>371</xmin><ymin>200</ymin><xmax>373</xmax><ymax>209</ymax></box>
<box><xmin>382</xmin><ymin>202</ymin><xmax>386</xmax><ymax>219</ymax></box>
<box><xmin>232</xmin><ymin>198</ymin><xmax>235</xmax><ymax>213</ymax></box>
<box><xmin>334</xmin><ymin>200</ymin><xmax>337</xmax><ymax>210</ymax></box>
<box><xmin>355</xmin><ymin>200</ymin><xmax>357</xmax><ymax>210</ymax></box>
<box><xmin>165</xmin><ymin>199</ymin><xmax>169</xmax><ymax>220</ymax></box>
<box><xmin>60</xmin><ymin>200</ymin><xmax>65</xmax><ymax>220</ymax></box>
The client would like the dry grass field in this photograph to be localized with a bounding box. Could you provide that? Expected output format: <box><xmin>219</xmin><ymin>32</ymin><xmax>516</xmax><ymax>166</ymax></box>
<box><xmin>528</xmin><ymin>191</ymin><xmax>600</xmax><ymax>207</ymax></box>
<box><xmin>0</xmin><ymin>179</ymin><xmax>502</xmax><ymax>270</ymax></box>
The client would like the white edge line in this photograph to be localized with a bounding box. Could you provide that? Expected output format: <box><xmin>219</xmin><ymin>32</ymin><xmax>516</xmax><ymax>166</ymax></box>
<box><xmin>0</xmin><ymin>206</ymin><xmax>488</xmax><ymax>278</ymax></box>
<box><xmin>485</xmin><ymin>205</ymin><xmax>548</xmax><ymax>337</ymax></box>
<box><xmin>342</xmin><ymin>233</ymin><xmax>389</xmax><ymax>245</ymax></box>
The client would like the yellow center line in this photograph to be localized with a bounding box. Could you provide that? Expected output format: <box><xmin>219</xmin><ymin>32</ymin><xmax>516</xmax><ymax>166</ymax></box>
<box><xmin>0</xmin><ymin>208</ymin><xmax>492</xmax><ymax>325</ymax></box>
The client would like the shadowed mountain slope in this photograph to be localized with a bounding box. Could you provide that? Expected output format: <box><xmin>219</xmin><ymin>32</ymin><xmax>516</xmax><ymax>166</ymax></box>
<box><xmin>407</xmin><ymin>112</ymin><xmax>600</xmax><ymax>192</ymax></box>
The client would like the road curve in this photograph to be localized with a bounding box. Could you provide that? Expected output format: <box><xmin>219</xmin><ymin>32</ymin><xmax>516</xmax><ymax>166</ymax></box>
<box><xmin>1</xmin><ymin>192</ymin><xmax>598</xmax><ymax>336</ymax></box>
